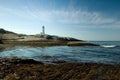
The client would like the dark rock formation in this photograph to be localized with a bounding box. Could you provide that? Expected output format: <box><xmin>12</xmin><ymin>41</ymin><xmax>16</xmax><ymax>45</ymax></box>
<box><xmin>0</xmin><ymin>28</ymin><xmax>9</xmax><ymax>34</ymax></box>
<box><xmin>0</xmin><ymin>28</ymin><xmax>99</xmax><ymax>46</ymax></box>
<box><xmin>0</xmin><ymin>58</ymin><xmax>120</xmax><ymax>80</ymax></box>
<box><xmin>0</xmin><ymin>28</ymin><xmax>81</xmax><ymax>42</ymax></box>
<box><xmin>67</xmin><ymin>41</ymin><xmax>99</xmax><ymax>46</ymax></box>
<box><xmin>0</xmin><ymin>28</ymin><xmax>16</xmax><ymax>34</ymax></box>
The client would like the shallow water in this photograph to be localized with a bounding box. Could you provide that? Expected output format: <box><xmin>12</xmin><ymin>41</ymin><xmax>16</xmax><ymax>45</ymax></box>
<box><xmin>0</xmin><ymin>41</ymin><xmax>120</xmax><ymax>64</ymax></box>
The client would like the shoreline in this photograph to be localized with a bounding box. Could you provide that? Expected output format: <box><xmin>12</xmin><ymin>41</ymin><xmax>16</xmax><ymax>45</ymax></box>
<box><xmin>0</xmin><ymin>58</ymin><xmax>120</xmax><ymax>80</ymax></box>
<box><xmin>1</xmin><ymin>40</ymin><xmax>99</xmax><ymax>47</ymax></box>
<box><xmin>0</xmin><ymin>41</ymin><xmax>99</xmax><ymax>52</ymax></box>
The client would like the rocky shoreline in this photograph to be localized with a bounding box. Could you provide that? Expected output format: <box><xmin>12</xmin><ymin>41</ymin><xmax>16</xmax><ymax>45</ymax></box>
<box><xmin>1</xmin><ymin>40</ymin><xmax>99</xmax><ymax>46</ymax></box>
<box><xmin>0</xmin><ymin>28</ymin><xmax>99</xmax><ymax>47</ymax></box>
<box><xmin>0</xmin><ymin>29</ymin><xmax>111</xmax><ymax>80</ymax></box>
<box><xmin>0</xmin><ymin>58</ymin><xmax>120</xmax><ymax>80</ymax></box>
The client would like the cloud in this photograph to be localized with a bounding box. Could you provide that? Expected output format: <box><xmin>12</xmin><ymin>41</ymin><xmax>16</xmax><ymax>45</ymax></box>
<box><xmin>0</xmin><ymin>6</ymin><xmax>39</xmax><ymax>20</ymax></box>
<box><xmin>0</xmin><ymin>5</ymin><xmax>119</xmax><ymax>28</ymax></box>
<box><xmin>51</xmin><ymin>10</ymin><xmax>115</xmax><ymax>25</ymax></box>
<box><xmin>23</xmin><ymin>7</ymin><xmax>116</xmax><ymax>26</ymax></box>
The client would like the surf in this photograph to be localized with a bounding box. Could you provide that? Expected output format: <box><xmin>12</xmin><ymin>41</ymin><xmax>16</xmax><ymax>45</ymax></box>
<box><xmin>101</xmin><ymin>45</ymin><xmax>117</xmax><ymax>48</ymax></box>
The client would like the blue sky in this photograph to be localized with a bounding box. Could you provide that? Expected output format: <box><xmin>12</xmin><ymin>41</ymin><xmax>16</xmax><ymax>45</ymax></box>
<box><xmin>0</xmin><ymin>0</ymin><xmax>120</xmax><ymax>41</ymax></box>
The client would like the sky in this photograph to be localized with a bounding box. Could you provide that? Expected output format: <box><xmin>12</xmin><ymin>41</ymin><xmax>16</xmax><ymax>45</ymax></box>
<box><xmin>0</xmin><ymin>0</ymin><xmax>120</xmax><ymax>41</ymax></box>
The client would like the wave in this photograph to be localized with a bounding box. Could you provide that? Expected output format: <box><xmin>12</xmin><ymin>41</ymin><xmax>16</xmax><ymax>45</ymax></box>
<box><xmin>101</xmin><ymin>45</ymin><xmax>117</xmax><ymax>48</ymax></box>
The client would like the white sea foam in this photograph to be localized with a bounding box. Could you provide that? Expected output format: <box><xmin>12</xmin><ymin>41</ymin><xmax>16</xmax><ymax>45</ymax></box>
<box><xmin>101</xmin><ymin>45</ymin><xmax>116</xmax><ymax>48</ymax></box>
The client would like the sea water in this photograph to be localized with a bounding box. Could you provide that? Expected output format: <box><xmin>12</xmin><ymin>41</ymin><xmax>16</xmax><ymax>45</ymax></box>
<box><xmin>0</xmin><ymin>41</ymin><xmax>120</xmax><ymax>64</ymax></box>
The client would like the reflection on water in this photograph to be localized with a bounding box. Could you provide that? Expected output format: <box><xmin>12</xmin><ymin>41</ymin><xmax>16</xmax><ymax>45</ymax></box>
<box><xmin>0</xmin><ymin>41</ymin><xmax>120</xmax><ymax>64</ymax></box>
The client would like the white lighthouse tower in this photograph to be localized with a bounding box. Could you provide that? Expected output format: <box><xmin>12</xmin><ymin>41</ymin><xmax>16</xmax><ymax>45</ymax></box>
<box><xmin>42</xmin><ymin>26</ymin><xmax>45</xmax><ymax>35</ymax></box>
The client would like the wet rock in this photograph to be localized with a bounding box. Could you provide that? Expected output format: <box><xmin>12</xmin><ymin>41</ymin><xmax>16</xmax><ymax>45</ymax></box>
<box><xmin>12</xmin><ymin>59</ymin><xmax>43</xmax><ymax>64</ymax></box>
<box><xmin>52</xmin><ymin>60</ymin><xmax>66</xmax><ymax>64</ymax></box>
<box><xmin>0</xmin><ymin>58</ymin><xmax>120</xmax><ymax>80</ymax></box>
<box><xmin>67</xmin><ymin>41</ymin><xmax>99</xmax><ymax>46</ymax></box>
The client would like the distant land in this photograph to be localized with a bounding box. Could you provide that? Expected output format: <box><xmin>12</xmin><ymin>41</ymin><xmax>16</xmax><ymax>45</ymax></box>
<box><xmin>0</xmin><ymin>28</ymin><xmax>99</xmax><ymax>47</ymax></box>
<box><xmin>0</xmin><ymin>28</ymin><xmax>80</xmax><ymax>42</ymax></box>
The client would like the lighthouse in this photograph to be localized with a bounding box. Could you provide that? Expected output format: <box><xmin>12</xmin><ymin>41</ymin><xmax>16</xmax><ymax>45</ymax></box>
<box><xmin>42</xmin><ymin>26</ymin><xmax>45</xmax><ymax>35</ymax></box>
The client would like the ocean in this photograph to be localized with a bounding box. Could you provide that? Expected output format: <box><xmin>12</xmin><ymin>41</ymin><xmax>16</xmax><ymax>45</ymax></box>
<box><xmin>0</xmin><ymin>41</ymin><xmax>120</xmax><ymax>64</ymax></box>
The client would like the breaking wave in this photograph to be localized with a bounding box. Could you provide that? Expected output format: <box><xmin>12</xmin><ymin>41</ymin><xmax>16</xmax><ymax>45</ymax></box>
<box><xmin>101</xmin><ymin>45</ymin><xmax>117</xmax><ymax>48</ymax></box>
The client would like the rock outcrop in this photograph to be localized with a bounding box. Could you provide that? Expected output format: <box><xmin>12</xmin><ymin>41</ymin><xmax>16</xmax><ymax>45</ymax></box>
<box><xmin>0</xmin><ymin>28</ymin><xmax>80</xmax><ymax>42</ymax></box>
<box><xmin>0</xmin><ymin>58</ymin><xmax>120</xmax><ymax>80</ymax></box>
<box><xmin>0</xmin><ymin>28</ymin><xmax>18</xmax><ymax>40</ymax></box>
<box><xmin>0</xmin><ymin>28</ymin><xmax>99</xmax><ymax>46</ymax></box>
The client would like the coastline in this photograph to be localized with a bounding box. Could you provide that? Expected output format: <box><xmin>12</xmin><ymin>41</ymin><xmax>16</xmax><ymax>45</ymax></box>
<box><xmin>0</xmin><ymin>28</ymin><xmax>99</xmax><ymax>47</ymax></box>
<box><xmin>1</xmin><ymin>29</ymin><xmax>117</xmax><ymax>80</ymax></box>
<box><xmin>0</xmin><ymin>40</ymin><xmax>99</xmax><ymax>47</ymax></box>
<box><xmin>0</xmin><ymin>41</ymin><xmax>119</xmax><ymax>80</ymax></box>
<box><xmin>0</xmin><ymin>58</ymin><xmax>120</xmax><ymax>80</ymax></box>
